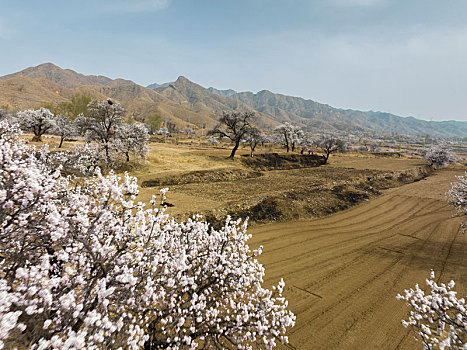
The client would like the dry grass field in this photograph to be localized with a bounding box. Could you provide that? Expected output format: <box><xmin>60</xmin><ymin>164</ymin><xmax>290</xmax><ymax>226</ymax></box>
<box><xmin>131</xmin><ymin>142</ymin><xmax>429</xmax><ymax>224</ymax></box>
<box><xmin>249</xmin><ymin>167</ymin><xmax>466</xmax><ymax>350</ymax></box>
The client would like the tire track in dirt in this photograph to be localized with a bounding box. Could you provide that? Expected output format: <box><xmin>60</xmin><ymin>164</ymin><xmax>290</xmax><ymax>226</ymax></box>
<box><xmin>250</xmin><ymin>169</ymin><xmax>466</xmax><ymax>350</ymax></box>
<box><xmin>253</xmin><ymin>194</ymin><xmax>408</xmax><ymax>240</ymax></box>
<box><xmin>254</xmin><ymin>195</ymin><xmax>442</xmax><ymax>251</ymax></box>
<box><xmin>297</xmin><ymin>220</ymin><xmax>440</xmax><ymax>292</ymax></box>
<box><xmin>260</xmin><ymin>200</ymin><xmax>442</xmax><ymax>276</ymax></box>
<box><xmin>318</xmin><ymin>219</ymin><xmax>442</xmax><ymax>349</ymax></box>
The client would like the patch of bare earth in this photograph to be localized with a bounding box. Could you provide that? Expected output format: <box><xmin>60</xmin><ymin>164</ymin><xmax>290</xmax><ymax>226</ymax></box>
<box><xmin>249</xmin><ymin>167</ymin><xmax>466</xmax><ymax>350</ymax></box>
<box><xmin>152</xmin><ymin>162</ymin><xmax>432</xmax><ymax>227</ymax></box>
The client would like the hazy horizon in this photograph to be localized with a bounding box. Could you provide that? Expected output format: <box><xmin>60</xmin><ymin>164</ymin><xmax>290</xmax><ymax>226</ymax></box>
<box><xmin>1</xmin><ymin>0</ymin><xmax>467</xmax><ymax>122</ymax></box>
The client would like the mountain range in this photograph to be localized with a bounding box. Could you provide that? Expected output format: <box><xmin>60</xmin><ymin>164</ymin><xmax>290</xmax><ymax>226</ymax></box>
<box><xmin>1</xmin><ymin>62</ymin><xmax>466</xmax><ymax>137</ymax></box>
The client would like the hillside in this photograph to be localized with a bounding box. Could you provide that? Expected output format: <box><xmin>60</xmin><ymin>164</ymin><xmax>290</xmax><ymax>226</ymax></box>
<box><xmin>208</xmin><ymin>88</ymin><xmax>467</xmax><ymax>137</ymax></box>
<box><xmin>0</xmin><ymin>76</ymin><xmax>107</xmax><ymax>110</ymax></box>
<box><xmin>1</xmin><ymin>62</ymin><xmax>467</xmax><ymax>137</ymax></box>
<box><xmin>0</xmin><ymin>64</ymin><xmax>223</xmax><ymax>128</ymax></box>
<box><xmin>0</xmin><ymin>62</ymin><xmax>135</xmax><ymax>89</ymax></box>
<box><xmin>147</xmin><ymin>82</ymin><xmax>170</xmax><ymax>89</ymax></box>
<box><xmin>0</xmin><ymin>63</ymin><xmax>275</xmax><ymax>129</ymax></box>
<box><xmin>154</xmin><ymin>76</ymin><xmax>278</xmax><ymax>128</ymax></box>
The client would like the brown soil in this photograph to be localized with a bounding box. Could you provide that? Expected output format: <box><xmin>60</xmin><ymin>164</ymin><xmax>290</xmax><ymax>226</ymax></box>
<box><xmin>248</xmin><ymin>167</ymin><xmax>467</xmax><ymax>350</ymax></box>
<box><xmin>241</xmin><ymin>153</ymin><xmax>326</xmax><ymax>170</ymax></box>
<box><xmin>141</xmin><ymin>168</ymin><xmax>263</xmax><ymax>187</ymax></box>
<box><xmin>160</xmin><ymin>165</ymin><xmax>432</xmax><ymax>228</ymax></box>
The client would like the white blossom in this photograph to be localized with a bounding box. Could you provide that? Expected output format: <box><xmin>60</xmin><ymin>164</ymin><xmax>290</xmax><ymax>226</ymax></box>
<box><xmin>397</xmin><ymin>271</ymin><xmax>466</xmax><ymax>349</ymax></box>
<box><xmin>16</xmin><ymin>107</ymin><xmax>55</xmax><ymax>142</ymax></box>
<box><xmin>274</xmin><ymin>122</ymin><xmax>304</xmax><ymax>153</ymax></box>
<box><xmin>112</xmin><ymin>123</ymin><xmax>149</xmax><ymax>162</ymax></box>
<box><xmin>424</xmin><ymin>145</ymin><xmax>456</xmax><ymax>169</ymax></box>
<box><xmin>447</xmin><ymin>172</ymin><xmax>467</xmax><ymax>233</ymax></box>
<box><xmin>0</xmin><ymin>120</ymin><xmax>295</xmax><ymax>349</ymax></box>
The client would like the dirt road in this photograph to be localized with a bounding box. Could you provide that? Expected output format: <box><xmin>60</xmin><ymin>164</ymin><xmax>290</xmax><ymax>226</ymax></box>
<box><xmin>250</xmin><ymin>167</ymin><xmax>466</xmax><ymax>349</ymax></box>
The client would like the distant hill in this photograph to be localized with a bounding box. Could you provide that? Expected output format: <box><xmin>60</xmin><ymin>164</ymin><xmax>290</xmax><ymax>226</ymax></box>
<box><xmin>0</xmin><ymin>64</ymin><xmax>224</xmax><ymax>128</ymax></box>
<box><xmin>154</xmin><ymin>76</ymin><xmax>278</xmax><ymax>128</ymax></box>
<box><xmin>147</xmin><ymin>82</ymin><xmax>171</xmax><ymax>90</ymax></box>
<box><xmin>208</xmin><ymin>88</ymin><xmax>467</xmax><ymax>137</ymax></box>
<box><xmin>0</xmin><ymin>63</ymin><xmax>135</xmax><ymax>89</ymax></box>
<box><xmin>1</xmin><ymin>63</ymin><xmax>466</xmax><ymax>137</ymax></box>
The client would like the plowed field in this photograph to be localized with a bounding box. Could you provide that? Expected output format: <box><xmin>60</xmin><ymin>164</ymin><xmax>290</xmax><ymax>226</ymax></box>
<box><xmin>250</xmin><ymin>167</ymin><xmax>467</xmax><ymax>349</ymax></box>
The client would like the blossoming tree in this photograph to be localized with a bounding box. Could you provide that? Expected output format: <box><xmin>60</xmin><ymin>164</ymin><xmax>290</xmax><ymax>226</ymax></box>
<box><xmin>447</xmin><ymin>172</ymin><xmax>467</xmax><ymax>233</ymax></box>
<box><xmin>75</xmin><ymin>99</ymin><xmax>125</xmax><ymax>161</ymax></box>
<box><xmin>274</xmin><ymin>123</ymin><xmax>303</xmax><ymax>153</ymax></box>
<box><xmin>0</xmin><ymin>121</ymin><xmax>295</xmax><ymax>349</ymax></box>
<box><xmin>424</xmin><ymin>145</ymin><xmax>456</xmax><ymax>169</ymax></box>
<box><xmin>314</xmin><ymin>136</ymin><xmax>346</xmax><ymax>164</ymax></box>
<box><xmin>17</xmin><ymin>107</ymin><xmax>56</xmax><ymax>142</ymax></box>
<box><xmin>112</xmin><ymin>123</ymin><xmax>149</xmax><ymax>162</ymax></box>
<box><xmin>397</xmin><ymin>271</ymin><xmax>466</xmax><ymax>349</ymax></box>
<box><xmin>53</xmin><ymin>114</ymin><xmax>77</xmax><ymax>148</ymax></box>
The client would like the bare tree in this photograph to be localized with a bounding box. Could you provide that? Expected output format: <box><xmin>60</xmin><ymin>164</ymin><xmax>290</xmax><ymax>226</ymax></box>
<box><xmin>53</xmin><ymin>114</ymin><xmax>76</xmax><ymax>148</ymax></box>
<box><xmin>209</xmin><ymin>111</ymin><xmax>255</xmax><ymax>158</ymax></box>
<box><xmin>424</xmin><ymin>145</ymin><xmax>456</xmax><ymax>169</ymax></box>
<box><xmin>17</xmin><ymin>107</ymin><xmax>55</xmax><ymax>142</ymax></box>
<box><xmin>76</xmin><ymin>99</ymin><xmax>125</xmax><ymax>161</ymax></box>
<box><xmin>315</xmin><ymin>136</ymin><xmax>346</xmax><ymax>164</ymax></box>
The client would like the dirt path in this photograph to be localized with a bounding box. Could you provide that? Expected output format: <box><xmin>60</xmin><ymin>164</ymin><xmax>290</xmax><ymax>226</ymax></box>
<box><xmin>249</xmin><ymin>167</ymin><xmax>467</xmax><ymax>350</ymax></box>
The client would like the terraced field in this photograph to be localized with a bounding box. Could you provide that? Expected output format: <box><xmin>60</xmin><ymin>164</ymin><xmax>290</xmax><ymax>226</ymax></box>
<box><xmin>250</xmin><ymin>167</ymin><xmax>467</xmax><ymax>349</ymax></box>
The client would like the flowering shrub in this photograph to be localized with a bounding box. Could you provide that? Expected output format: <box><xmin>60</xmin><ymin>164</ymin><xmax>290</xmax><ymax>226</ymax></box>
<box><xmin>447</xmin><ymin>172</ymin><xmax>467</xmax><ymax>233</ymax></box>
<box><xmin>0</xmin><ymin>121</ymin><xmax>295</xmax><ymax>349</ymax></box>
<box><xmin>37</xmin><ymin>142</ymin><xmax>109</xmax><ymax>177</ymax></box>
<box><xmin>424</xmin><ymin>145</ymin><xmax>456</xmax><ymax>169</ymax></box>
<box><xmin>397</xmin><ymin>271</ymin><xmax>466</xmax><ymax>349</ymax></box>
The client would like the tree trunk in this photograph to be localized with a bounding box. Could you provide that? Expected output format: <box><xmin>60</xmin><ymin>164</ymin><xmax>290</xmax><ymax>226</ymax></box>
<box><xmin>126</xmin><ymin>152</ymin><xmax>130</xmax><ymax>162</ymax></box>
<box><xmin>58</xmin><ymin>136</ymin><xmax>64</xmax><ymax>148</ymax></box>
<box><xmin>250</xmin><ymin>142</ymin><xmax>257</xmax><ymax>157</ymax></box>
<box><xmin>104</xmin><ymin>144</ymin><xmax>110</xmax><ymax>163</ymax></box>
<box><xmin>32</xmin><ymin>134</ymin><xmax>42</xmax><ymax>142</ymax></box>
<box><xmin>229</xmin><ymin>141</ymin><xmax>240</xmax><ymax>158</ymax></box>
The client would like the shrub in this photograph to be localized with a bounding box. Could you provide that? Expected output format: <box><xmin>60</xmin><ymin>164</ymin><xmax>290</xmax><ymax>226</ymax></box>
<box><xmin>424</xmin><ymin>145</ymin><xmax>456</xmax><ymax>169</ymax></box>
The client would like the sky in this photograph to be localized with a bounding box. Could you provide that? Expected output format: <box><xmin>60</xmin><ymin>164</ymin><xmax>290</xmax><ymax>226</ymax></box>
<box><xmin>0</xmin><ymin>0</ymin><xmax>467</xmax><ymax>121</ymax></box>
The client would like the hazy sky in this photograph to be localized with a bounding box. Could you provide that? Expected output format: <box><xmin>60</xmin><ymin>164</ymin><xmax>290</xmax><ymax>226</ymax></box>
<box><xmin>1</xmin><ymin>0</ymin><xmax>466</xmax><ymax>121</ymax></box>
